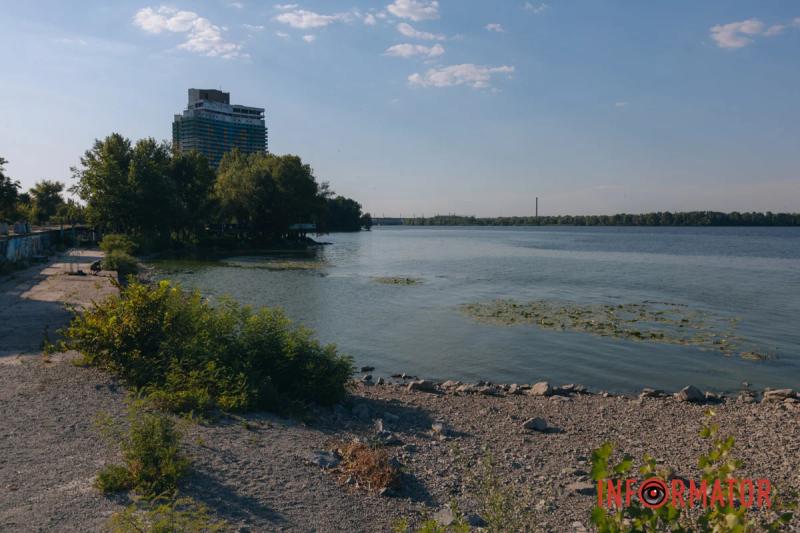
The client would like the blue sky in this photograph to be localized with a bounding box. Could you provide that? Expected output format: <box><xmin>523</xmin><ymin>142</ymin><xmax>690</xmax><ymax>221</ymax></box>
<box><xmin>1</xmin><ymin>1</ymin><xmax>798</xmax><ymax>216</ymax></box>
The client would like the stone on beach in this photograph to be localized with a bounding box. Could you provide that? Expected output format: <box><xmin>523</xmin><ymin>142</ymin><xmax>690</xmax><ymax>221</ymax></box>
<box><xmin>676</xmin><ymin>385</ymin><xmax>704</xmax><ymax>403</ymax></box>
<box><xmin>522</xmin><ymin>417</ymin><xmax>548</xmax><ymax>432</ymax></box>
<box><xmin>528</xmin><ymin>381</ymin><xmax>552</xmax><ymax>397</ymax></box>
<box><xmin>407</xmin><ymin>379</ymin><xmax>437</xmax><ymax>392</ymax></box>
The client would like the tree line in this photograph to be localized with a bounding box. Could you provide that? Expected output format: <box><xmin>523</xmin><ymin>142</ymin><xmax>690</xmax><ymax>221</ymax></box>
<box><xmin>402</xmin><ymin>211</ymin><xmax>800</xmax><ymax>227</ymax></box>
<box><xmin>0</xmin><ymin>134</ymin><xmax>371</xmax><ymax>245</ymax></box>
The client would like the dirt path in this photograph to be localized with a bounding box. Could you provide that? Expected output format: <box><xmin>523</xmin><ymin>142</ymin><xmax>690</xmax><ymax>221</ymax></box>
<box><xmin>0</xmin><ymin>250</ymin><xmax>117</xmax><ymax>359</ymax></box>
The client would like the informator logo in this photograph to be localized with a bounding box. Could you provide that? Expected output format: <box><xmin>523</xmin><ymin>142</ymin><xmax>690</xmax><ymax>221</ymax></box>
<box><xmin>597</xmin><ymin>477</ymin><xmax>772</xmax><ymax>509</ymax></box>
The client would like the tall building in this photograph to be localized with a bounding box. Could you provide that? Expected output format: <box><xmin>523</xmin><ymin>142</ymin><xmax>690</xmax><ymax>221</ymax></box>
<box><xmin>172</xmin><ymin>89</ymin><xmax>267</xmax><ymax>168</ymax></box>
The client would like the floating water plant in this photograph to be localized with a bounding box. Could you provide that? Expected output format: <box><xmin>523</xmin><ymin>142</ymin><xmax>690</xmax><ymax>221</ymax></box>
<box><xmin>374</xmin><ymin>276</ymin><xmax>423</xmax><ymax>285</ymax></box>
<box><xmin>461</xmin><ymin>299</ymin><xmax>772</xmax><ymax>361</ymax></box>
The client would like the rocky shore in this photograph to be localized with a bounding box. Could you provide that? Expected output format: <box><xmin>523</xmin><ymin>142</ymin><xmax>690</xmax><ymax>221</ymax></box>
<box><xmin>1</xmin><ymin>253</ymin><xmax>798</xmax><ymax>532</ymax></box>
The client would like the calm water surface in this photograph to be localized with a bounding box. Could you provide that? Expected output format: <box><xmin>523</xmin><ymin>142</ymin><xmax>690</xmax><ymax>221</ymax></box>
<box><xmin>156</xmin><ymin>226</ymin><xmax>800</xmax><ymax>393</ymax></box>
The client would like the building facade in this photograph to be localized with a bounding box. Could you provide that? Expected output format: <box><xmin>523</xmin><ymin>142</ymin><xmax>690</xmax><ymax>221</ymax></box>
<box><xmin>172</xmin><ymin>89</ymin><xmax>268</xmax><ymax>168</ymax></box>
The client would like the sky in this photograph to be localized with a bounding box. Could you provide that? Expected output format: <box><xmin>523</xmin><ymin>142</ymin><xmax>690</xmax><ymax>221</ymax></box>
<box><xmin>1</xmin><ymin>1</ymin><xmax>799</xmax><ymax>217</ymax></box>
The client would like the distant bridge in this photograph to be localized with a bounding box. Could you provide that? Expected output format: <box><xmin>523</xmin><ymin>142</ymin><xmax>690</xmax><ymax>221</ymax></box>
<box><xmin>372</xmin><ymin>217</ymin><xmax>404</xmax><ymax>226</ymax></box>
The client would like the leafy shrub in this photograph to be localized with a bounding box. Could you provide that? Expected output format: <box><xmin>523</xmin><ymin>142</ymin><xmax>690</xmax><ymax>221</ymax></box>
<box><xmin>108</xmin><ymin>496</ymin><xmax>226</xmax><ymax>533</ymax></box>
<box><xmin>96</xmin><ymin>403</ymin><xmax>188</xmax><ymax>497</ymax></box>
<box><xmin>95</xmin><ymin>464</ymin><xmax>133</xmax><ymax>494</ymax></box>
<box><xmin>100</xmin><ymin>233</ymin><xmax>137</xmax><ymax>255</ymax></box>
<box><xmin>102</xmin><ymin>250</ymin><xmax>139</xmax><ymax>275</ymax></box>
<box><xmin>66</xmin><ymin>280</ymin><xmax>353</xmax><ymax>414</ymax></box>
<box><xmin>590</xmin><ymin>411</ymin><xmax>795</xmax><ymax>532</ymax></box>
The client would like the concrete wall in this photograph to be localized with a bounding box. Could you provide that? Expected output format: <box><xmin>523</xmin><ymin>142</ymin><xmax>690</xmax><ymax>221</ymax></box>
<box><xmin>0</xmin><ymin>230</ymin><xmax>62</xmax><ymax>263</ymax></box>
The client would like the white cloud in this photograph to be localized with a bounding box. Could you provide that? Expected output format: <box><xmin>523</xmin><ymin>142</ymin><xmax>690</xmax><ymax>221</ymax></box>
<box><xmin>385</xmin><ymin>43</ymin><xmax>444</xmax><ymax>58</ymax></box>
<box><xmin>276</xmin><ymin>31</ymin><xmax>289</xmax><ymax>38</ymax></box>
<box><xmin>225</xmin><ymin>1</ymin><xmax>244</xmax><ymax>8</ymax></box>
<box><xmin>274</xmin><ymin>9</ymin><xmax>349</xmax><ymax>29</ymax></box>
<box><xmin>794</xmin><ymin>18</ymin><xmax>800</xmax><ymax>27</ymax></box>
<box><xmin>397</xmin><ymin>22</ymin><xmax>445</xmax><ymax>40</ymax></box>
<box><xmin>133</xmin><ymin>6</ymin><xmax>244</xmax><ymax>58</ymax></box>
<box><xmin>243</xmin><ymin>24</ymin><xmax>265</xmax><ymax>31</ymax></box>
<box><xmin>485</xmin><ymin>23</ymin><xmax>504</xmax><ymax>33</ymax></box>
<box><xmin>408</xmin><ymin>63</ymin><xmax>515</xmax><ymax>89</ymax></box>
<box><xmin>302</xmin><ymin>34</ymin><xmax>316</xmax><ymax>43</ymax></box>
<box><xmin>614</xmin><ymin>101</ymin><xmax>628</xmax><ymax>108</ymax></box>
<box><xmin>523</xmin><ymin>2</ymin><xmax>548</xmax><ymax>14</ymax></box>
<box><xmin>709</xmin><ymin>19</ymin><xmax>764</xmax><ymax>48</ymax></box>
<box><xmin>386</xmin><ymin>0</ymin><xmax>439</xmax><ymax>21</ymax></box>
<box><xmin>764</xmin><ymin>24</ymin><xmax>785</xmax><ymax>37</ymax></box>
<box><xmin>274</xmin><ymin>3</ymin><xmax>298</xmax><ymax>10</ymax></box>
<box><xmin>364</xmin><ymin>13</ymin><xmax>377</xmax><ymax>25</ymax></box>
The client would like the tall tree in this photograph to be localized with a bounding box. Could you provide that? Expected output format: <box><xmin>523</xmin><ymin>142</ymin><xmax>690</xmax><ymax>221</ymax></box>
<box><xmin>28</xmin><ymin>180</ymin><xmax>65</xmax><ymax>224</ymax></box>
<box><xmin>0</xmin><ymin>157</ymin><xmax>21</xmax><ymax>221</ymax></box>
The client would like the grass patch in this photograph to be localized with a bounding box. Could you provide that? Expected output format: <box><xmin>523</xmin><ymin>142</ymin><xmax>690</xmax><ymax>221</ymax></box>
<box><xmin>65</xmin><ymin>280</ymin><xmax>353</xmax><ymax>415</ymax></box>
<box><xmin>95</xmin><ymin>402</ymin><xmax>188</xmax><ymax>498</ymax></box>
<box><xmin>375</xmin><ymin>276</ymin><xmax>423</xmax><ymax>285</ymax></box>
<box><xmin>461</xmin><ymin>299</ymin><xmax>772</xmax><ymax>361</ymax></box>
<box><xmin>108</xmin><ymin>496</ymin><xmax>226</xmax><ymax>532</ymax></box>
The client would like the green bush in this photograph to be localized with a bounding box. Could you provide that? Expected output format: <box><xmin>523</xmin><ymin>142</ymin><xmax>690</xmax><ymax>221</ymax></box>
<box><xmin>102</xmin><ymin>250</ymin><xmax>139</xmax><ymax>275</ymax></box>
<box><xmin>100</xmin><ymin>233</ymin><xmax>137</xmax><ymax>255</ymax></box>
<box><xmin>66</xmin><ymin>280</ymin><xmax>353</xmax><ymax>414</ymax></box>
<box><xmin>95</xmin><ymin>464</ymin><xmax>133</xmax><ymax>494</ymax></box>
<box><xmin>96</xmin><ymin>403</ymin><xmax>188</xmax><ymax>497</ymax></box>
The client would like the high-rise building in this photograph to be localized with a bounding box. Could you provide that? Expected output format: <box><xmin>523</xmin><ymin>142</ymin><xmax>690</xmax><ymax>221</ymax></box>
<box><xmin>172</xmin><ymin>89</ymin><xmax>268</xmax><ymax>168</ymax></box>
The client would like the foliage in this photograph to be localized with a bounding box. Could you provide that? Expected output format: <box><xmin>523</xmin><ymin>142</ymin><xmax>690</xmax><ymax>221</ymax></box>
<box><xmin>0</xmin><ymin>156</ymin><xmax>21</xmax><ymax>221</ymax></box>
<box><xmin>215</xmin><ymin>150</ymin><xmax>325</xmax><ymax>238</ymax></box>
<box><xmin>403</xmin><ymin>212</ymin><xmax>800</xmax><ymax>227</ymax></box>
<box><xmin>71</xmin><ymin>134</ymin><xmax>216</xmax><ymax>246</ymax></box>
<box><xmin>100</xmin><ymin>233</ymin><xmax>138</xmax><ymax>255</ymax></box>
<box><xmin>95</xmin><ymin>402</ymin><xmax>188</xmax><ymax>497</ymax></box>
<box><xmin>65</xmin><ymin>280</ymin><xmax>353</xmax><ymax>414</ymax></box>
<box><xmin>108</xmin><ymin>496</ymin><xmax>226</xmax><ymax>533</ymax></box>
<box><xmin>590</xmin><ymin>411</ymin><xmax>795</xmax><ymax>532</ymax></box>
<box><xmin>325</xmin><ymin>195</ymin><xmax>371</xmax><ymax>232</ymax></box>
<box><xmin>28</xmin><ymin>180</ymin><xmax>66</xmax><ymax>224</ymax></box>
<box><xmin>102</xmin><ymin>250</ymin><xmax>139</xmax><ymax>275</ymax></box>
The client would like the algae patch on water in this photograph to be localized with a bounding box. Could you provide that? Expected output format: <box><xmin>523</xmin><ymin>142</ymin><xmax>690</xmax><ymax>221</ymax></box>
<box><xmin>224</xmin><ymin>259</ymin><xmax>324</xmax><ymax>271</ymax></box>
<box><xmin>461</xmin><ymin>299</ymin><xmax>772</xmax><ymax>361</ymax></box>
<box><xmin>374</xmin><ymin>277</ymin><xmax>423</xmax><ymax>286</ymax></box>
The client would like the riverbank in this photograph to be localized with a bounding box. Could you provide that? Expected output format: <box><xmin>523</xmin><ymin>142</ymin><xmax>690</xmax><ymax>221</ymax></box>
<box><xmin>0</xmin><ymin>252</ymin><xmax>797</xmax><ymax>531</ymax></box>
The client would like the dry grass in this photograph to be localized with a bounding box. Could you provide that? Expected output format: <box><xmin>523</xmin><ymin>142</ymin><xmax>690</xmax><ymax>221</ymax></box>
<box><xmin>334</xmin><ymin>441</ymin><xmax>400</xmax><ymax>493</ymax></box>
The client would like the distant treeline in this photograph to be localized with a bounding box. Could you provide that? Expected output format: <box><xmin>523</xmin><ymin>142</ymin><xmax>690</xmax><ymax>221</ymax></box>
<box><xmin>402</xmin><ymin>211</ymin><xmax>800</xmax><ymax>227</ymax></box>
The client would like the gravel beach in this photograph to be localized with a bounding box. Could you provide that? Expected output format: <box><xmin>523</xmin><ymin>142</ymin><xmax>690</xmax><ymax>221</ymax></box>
<box><xmin>1</xmin><ymin>252</ymin><xmax>798</xmax><ymax>532</ymax></box>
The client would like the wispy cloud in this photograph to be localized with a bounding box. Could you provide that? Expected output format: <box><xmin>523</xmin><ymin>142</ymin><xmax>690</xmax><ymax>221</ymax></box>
<box><xmin>273</xmin><ymin>8</ymin><xmax>350</xmax><ymax>29</ymax></box>
<box><xmin>274</xmin><ymin>3</ymin><xmax>298</xmax><ymax>10</ymax></box>
<box><xmin>614</xmin><ymin>101</ymin><xmax>628</xmax><ymax>108</ymax></box>
<box><xmin>275</xmin><ymin>31</ymin><xmax>289</xmax><ymax>38</ymax></box>
<box><xmin>53</xmin><ymin>37</ymin><xmax>88</xmax><ymax>46</ymax></box>
<box><xmin>709</xmin><ymin>19</ymin><xmax>764</xmax><ymax>48</ymax></box>
<box><xmin>764</xmin><ymin>24</ymin><xmax>785</xmax><ymax>37</ymax></box>
<box><xmin>385</xmin><ymin>43</ymin><xmax>444</xmax><ymax>58</ymax></box>
<box><xmin>485</xmin><ymin>23</ymin><xmax>504</xmax><ymax>33</ymax></box>
<box><xmin>386</xmin><ymin>0</ymin><xmax>439</xmax><ymax>21</ymax></box>
<box><xmin>397</xmin><ymin>22</ymin><xmax>445</xmax><ymax>40</ymax></box>
<box><xmin>302</xmin><ymin>34</ymin><xmax>316</xmax><ymax>43</ymax></box>
<box><xmin>364</xmin><ymin>13</ymin><xmax>377</xmax><ymax>26</ymax></box>
<box><xmin>133</xmin><ymin>6</ymin><xmax>245</xmax><ymax>58</ymax></box>
<box><xmin>408</xmin><ymin>64</ymin><xmax>515</xmax><ymax>89</ymax></box>
<box><xmin>242</xmin><ymin>24</ymin><xmax>265</xmax><ymax>31</ymax></box>
<box><xmin>523</xmin><ymin>2</ymin><xmax>548</xmax><ymax>14</ymax></box>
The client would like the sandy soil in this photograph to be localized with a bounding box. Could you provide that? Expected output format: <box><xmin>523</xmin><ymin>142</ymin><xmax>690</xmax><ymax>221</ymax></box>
<box><xmin>1</xmin><ymin>252</ymin><xmax>798</xmax><ymax>532</ymax></box>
